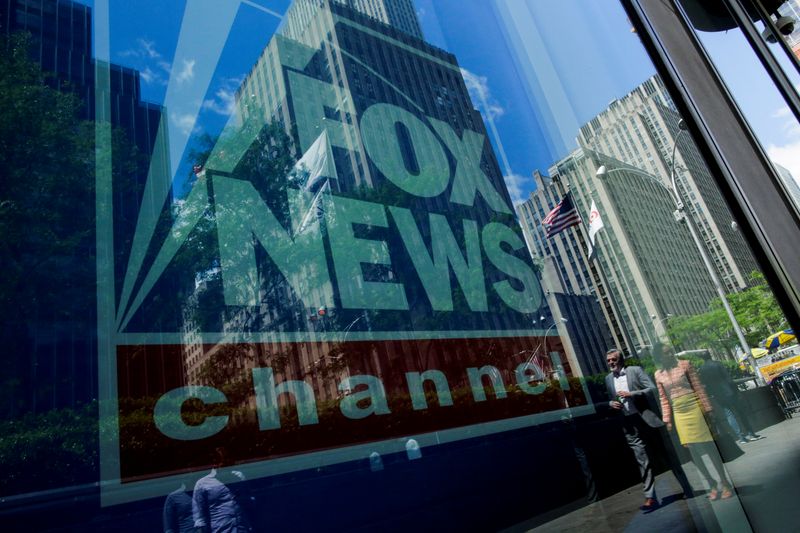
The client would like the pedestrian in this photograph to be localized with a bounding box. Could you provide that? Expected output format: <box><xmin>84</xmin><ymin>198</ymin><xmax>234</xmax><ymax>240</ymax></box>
<box><xmin>654</xmin><ymin>348</ymin><xmax>733</xmax><ymax>501</ymax></box>
<box><xmin>163</xmin><ymin>477</ymin><xmax>195</xmax><ymax>533</ymax></box>
<box><xmin>697</xmin><ymin>351</ymin><xmax>763</xmax><ymax>444</ymax></box>
<box><xmin>604</xmin><ymin>348</ymin><xmax>693</xmax><ymax>511</ymax></box>
<box><xmin>192</xmin><ymin>447</ymin><xmax>255</xmax><ymax>532</ymax></box>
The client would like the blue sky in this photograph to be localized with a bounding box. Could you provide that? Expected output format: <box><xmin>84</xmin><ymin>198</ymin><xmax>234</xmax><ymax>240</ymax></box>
<box><xmin>105</xmin><ymin>1</ymin><xmax>291</xmax><ymax>188</ymax></box>
<box><xmin>99</xmin><ymin>0</ymin><xmax>659</xmax><ymax>204</ymax></box>
<box><xmin>415</xmin><ymin>0</ymin><xmax>656</xmax><ymax>201</ymax></box>
<box><xmin>695</xmin><ymin>25</ymin><xmax>800</xmax><ymax>187</ymax></box>
<box><xmin>97</xmin><ymin>0</ymin><xmax>800</xmax><ymax>205</ymax></box>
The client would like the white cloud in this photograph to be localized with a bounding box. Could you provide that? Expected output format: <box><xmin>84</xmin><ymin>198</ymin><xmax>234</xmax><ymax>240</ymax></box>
<box><xmin>767</xmin><ymin>140</ymin><xmax>800</xmax><ymax>186</ymax></box>
<box><xmin>202</xmin><ymin>87</ymin><xmax>237</xmax><ymax>116</ymax></box>
<box><xmin>767</xmin><ymin>102</ymin><xmax>800</xmax><ymax>189</ymax></box>
<box><xmin>139</xmin><ymin>66</ymin><xmax>168</xmax><ymax>87</ymax></box>
<box><xmin>141</xmin><ymin>39</ymin><xmax>160</xmax><ymax>59</ymax></box>
<box><xmin>118</xmin><ymin>38</ymin><xmax>171</xmax><ymax>86</ymax></box>
<box><xmin>771</xmin><ymin>105</ymin><xmax>800</xmax><ymax>138</ymax></box>
<box><xmin>139</xmin><ymin>66</ymin><xmax>156</xmax><ymax>85</ymax></box>
<box><xmin>170</xmin><ymin>112</ymin><xmax>200</xmax><ymax>136</ymax></box>
<box><xmin>118</xmin><ymin>38</ymin><xmax>164</xmax><ymax>62</ymax></box>
<box><xmin>503</xmin><ymin>173</ymin><xmax>527</xmax><ymax>206</ymax></box>
<box><xmin>201</xmin><ymin>77</ymin><xmax>244</xmax><ymax>116</ymax></box>
<box><xmin>460</xmin><ymin>68</ymin><xmax>505</xmax><ymax>120</ymax></box>
<box><xmin>461</xmin><ymin>68</ymin><xmax>527</xmax><ymax>203</ymax></box>
<box><xmin>176</xmin><ymin>59</ymin><xmax>196</xmax><ymax>84</ymax></box>
<box><xmin>772</xmin><ymin>105</ymin><xmax>791</xmax><ymax>119</ymax></box>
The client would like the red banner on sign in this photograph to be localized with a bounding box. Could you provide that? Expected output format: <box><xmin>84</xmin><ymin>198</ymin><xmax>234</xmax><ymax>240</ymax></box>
<box><xmin>116</xmin><ymin>336</ymin><xmax>587</xmax><ymax>482</ymax></box>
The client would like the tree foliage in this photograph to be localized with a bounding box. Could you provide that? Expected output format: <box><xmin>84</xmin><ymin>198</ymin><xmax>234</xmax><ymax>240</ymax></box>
<box><xmin>0</xmin><ymin>32</ymin><xmax>95</xmax><ymax>320</ymax></box>
<box><xmin>666</xmin><ymin>271</ymin><xmax>789</xmax><ymax>357</ymax></box>
<box><xmin>0</xmin><ymin>31</ymin><xmax>144</xmax><ymax>413</ymax></box>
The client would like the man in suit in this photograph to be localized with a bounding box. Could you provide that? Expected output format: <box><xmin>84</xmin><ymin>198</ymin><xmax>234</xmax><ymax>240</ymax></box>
<box><xmin>605</xmin><ymin>348</ymin><xmax>692</xmax><ymax>510</ymax></box>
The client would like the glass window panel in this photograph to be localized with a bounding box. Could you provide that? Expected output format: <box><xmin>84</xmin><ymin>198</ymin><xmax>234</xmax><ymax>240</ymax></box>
<box><xmin>0</xmin><ymin>0</ymin><xmax>798</xmax><ymax>531</ymax></box>
<box><xmin>679</xmin><ymin>0</ymin><xmax>800</xmax><ymax>213</ymax></box>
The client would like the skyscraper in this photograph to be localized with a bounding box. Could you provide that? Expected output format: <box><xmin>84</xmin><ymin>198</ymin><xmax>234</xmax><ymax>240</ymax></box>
<box><xmin>577</xmin><ymin>75</ymin><xmax>760</xmax><ymax>292</ymax></box>
<box><xmin>518</xmin><ymin>149</ymin><xmax>717</xmax><ymax>356</ymax></box>
<box><xmin>775</xmin><ymin>162</ymin><xmax>800</xmax><ymax>206</ymax></box>
<box><xmin>108</xmin><ymin>0</ymin><xmax>579</xmax><ymax>482</ymax></box>
<box><xmin>207</xmin><ymin>0</ymin><xmax>571</xmax><ymax>399</ymax></box>
<box><xmin>0</xmin><ymin>0</ymin><xmax>165</xmax><ymax>153</ymax></box>
<box><xmin>281</xmin><ymin>0</ymin><xmax>423</xmax><ymax>41</ymax></box>
<box><xmin>0</xmin><ymin>0</ymin><xmax>169</xmax><ymax>413</ymax></box>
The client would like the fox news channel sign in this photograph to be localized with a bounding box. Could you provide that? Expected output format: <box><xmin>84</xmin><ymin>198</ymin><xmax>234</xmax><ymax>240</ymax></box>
<box><xmin>97</xmin><ymin>27</ymin><xmax>590</xmax><ymax>505</ymax></box>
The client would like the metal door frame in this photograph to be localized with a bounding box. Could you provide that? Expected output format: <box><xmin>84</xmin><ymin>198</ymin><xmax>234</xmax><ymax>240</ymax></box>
<box><xmin>623</xmin><ymin>0</ymin><xmax>800</xmax><ymax>330</ymax></box>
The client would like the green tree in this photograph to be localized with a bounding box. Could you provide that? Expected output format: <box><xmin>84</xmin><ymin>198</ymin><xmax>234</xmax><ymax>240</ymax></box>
<box><xmin>666</xmin><ymin>308</ymin><xmax>735</xmax><ymax>358</ymax></box>
<box><xmin>174</xmin><ymin>120</ymin><xmax>299</xmax><ymax>328</ymax></box>
<box><xmin>666</xmin><ymin>271</ymin><xmax>789</xmax><ymax>358</ymax></box>
<box><xmin>0</xmin><ymin>32</ymin><xmax>95</xmax><ymax>321</ymax></box>
<box><xmin>0</xmin><ymin>31</ymin><xmax>143</xmax><ymax>494</ymax></box>
<box><xmin>727</xmin><ymin>271</ymin><xmax>789</xmax><ymax>346</ymax></box>
<box><xmin>0</xmin><ymin>33</ymin><xmax>138</xmax><ymax>416</ymax></box>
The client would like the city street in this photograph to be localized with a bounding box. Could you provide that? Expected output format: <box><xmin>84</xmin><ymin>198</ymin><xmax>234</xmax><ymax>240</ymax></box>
<box><xmin>510</xmin><ymin>416</ymin><xmax>800</xmax><ymax>532</ymax></box>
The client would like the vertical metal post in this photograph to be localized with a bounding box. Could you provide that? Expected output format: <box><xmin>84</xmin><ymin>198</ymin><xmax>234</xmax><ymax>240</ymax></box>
<box><xmin>668</xmin><ymin>125</ymin><xmax>763</xmax><ymax>382</ymax></box>
<box><xmin>723</xmin><ymin>0</ymin><xmax>800</xmax><ymax>126</ymax></box>
<box><xmin>567</xmin><ymin>185</ymin><xmax>639</xmax><ymax>358</ymax></box>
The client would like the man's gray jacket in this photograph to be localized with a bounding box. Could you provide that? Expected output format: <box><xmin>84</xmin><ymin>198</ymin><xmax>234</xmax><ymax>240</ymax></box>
<box><xmin>605</xmin><ymin>365</ymin><xmax>664</xmax><ymax>428</ymax></box>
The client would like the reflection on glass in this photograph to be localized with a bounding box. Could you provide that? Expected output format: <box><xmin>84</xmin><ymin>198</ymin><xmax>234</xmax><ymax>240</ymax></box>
<box><xmin>107</xmin><ymin>0</ymin><xmax>589</xmax><ymax>495</ymax></box>
<box><xmin>192</xmin><ymin>448</ymin><xmax>255</xmax><ymax>533</ymax></box>
<box><xmin>681</xmin><ymin>0</ymin><xmax>800</xmax><ymax>213</ymax></box>
<box><xmin>163</xmin><ymin>475</ymin><xmax>196</xmax><ymax>533</ymax></box>
<box><xmin>1</xmin><ymin>0</ymin><xmax>798</xmax><ymax>531</ymax></box>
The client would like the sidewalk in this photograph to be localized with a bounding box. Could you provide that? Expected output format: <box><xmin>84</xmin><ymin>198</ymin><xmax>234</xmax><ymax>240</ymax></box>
<box><xmin>508</xmin><ymin>416</ymin><xmax>800</xmax><ymax>532</ymax></box>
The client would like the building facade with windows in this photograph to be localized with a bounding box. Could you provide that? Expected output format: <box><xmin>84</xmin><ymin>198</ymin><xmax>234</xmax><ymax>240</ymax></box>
<box><xmin>3</xmin><ymin>0</ymin><xmax>800</xmax><ymax>531</ymax></box>
<box><xmin>518</xmin><ymin>149</ymin><xmax>717</xmax><ymax>358</ymax></box>
<box><xmin>0</xmin><ymin>0</ymin><xmax>169</xmax><ymax>415</ymax></box>
<box><xmin>577</xmin><ymin>75</ymin><xmax>760</xmax><ymax>292</ymax></box>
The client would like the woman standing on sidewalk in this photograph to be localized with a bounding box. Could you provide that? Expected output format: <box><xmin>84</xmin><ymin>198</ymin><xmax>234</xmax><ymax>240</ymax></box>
<box><xmin>654</xmin><ymin>348</ymin><xmax>734</xmax><ymax>501</ymax></box>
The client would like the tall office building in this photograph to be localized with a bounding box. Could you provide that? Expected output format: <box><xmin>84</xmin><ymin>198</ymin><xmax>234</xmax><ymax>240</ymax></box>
<box><xmin>194</xmin><ymin>0</ymin><xmax>576</xmax><ymax>404</ymax></box>
<box><xmin>552</xmin><ymin>292</ymin><xmax>614</xmax><ymax>377</ymax></box>
<box><xmin>236</xmin><ymin>0</ymin><xmax>464</xmax><ymax>193</ymax></box>
<box><xmin>0</xmin><ymin>0</ymin><xmax>165</xmax><ymax>152</ymax></box>
<box><xmin>1</xmin><ymin>0</ymin><xmax>170</xmax><ymax>248</ymax></box>
<box><xmin>281</xmin><ymin>0</ymin><xmax>423</xmax><ymax>41</ymax></box>
<box><xmin>518</xmin><ymin>149</ymin><xmax>717</xmax><ymax>356</ymax></box>
<box><xmin>0</xmin><ymin>0</ymin><xmax>168</xmax><ymax>412</ymax></box>
<box><xmin>536</xmin><ymin>254</ymin><xmax>615</xmax><ymax>376</ymax></box>
<box><xmin>577</xmin><ymin>75</ymin><xmax>760</xmax><ymax>292</ymax></box>
<box><xmin>775</xmin><ymin>162</ymin><xmax>800</xmax><ymax>206</ymax></box>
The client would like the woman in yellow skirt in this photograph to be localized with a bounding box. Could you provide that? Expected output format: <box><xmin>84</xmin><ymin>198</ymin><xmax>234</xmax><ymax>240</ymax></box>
<box><xmin>654</xmin><ymin>349</ymin><xmax>734</xmax><ymax>500</ymax></box>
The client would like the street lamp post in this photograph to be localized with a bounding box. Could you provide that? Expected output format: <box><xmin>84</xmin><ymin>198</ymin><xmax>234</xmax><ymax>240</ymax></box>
<box><xmin>543</xmin><ymin>317</ymin><xmax>568</xmax><ymax>360</ymax></box>
<box><xmin>526</xmin><ymin>318</ymin><xmax>568</xmax><ymax>376</ymax></box>
<box><xmin>595</xmin><ymin>120</ymin><xmax>763</xmax><ymax>384</ymax></box>
<box><xmin>327</xmin><ymin>313</ymin><xmax>368</xmax><ymax>362</ymax></box>
<box><xmin>341</xmin><ymin>313</ymin><xmax>366</xmax><ymax>345</ymax></box>
<box><xmin>523</xmin><ymin>317</ymin><xmax>568</xmax><ymax>374</ymax></box>
<box><xmin>651</xmin><ymin>313</ymin><xmax>673</xmax><ymax>341</ymax></box>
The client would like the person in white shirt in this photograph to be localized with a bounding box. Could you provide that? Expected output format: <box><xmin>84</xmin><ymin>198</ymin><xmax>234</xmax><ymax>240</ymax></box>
<box><xmin>605</xmin><ymin>348</ymin><xmax>692</xmax><ymax>511</ymax></box>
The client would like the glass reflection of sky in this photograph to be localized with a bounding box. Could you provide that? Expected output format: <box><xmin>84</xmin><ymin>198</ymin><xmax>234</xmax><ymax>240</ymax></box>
<box><xmin>103</xmin><ymin>1</ymin><xmax>655</xmax><ymax>201</ymax></box>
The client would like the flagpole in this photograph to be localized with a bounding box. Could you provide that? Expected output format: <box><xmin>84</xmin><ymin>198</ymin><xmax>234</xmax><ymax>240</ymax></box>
<box><xmin>586</xmin><ymin>196</ymin><xmax>658</xmax><ymax>352</ymax></box>
<box><xmin>562</xmin><ymin>184</ymin><xmax>638</xmax><ymax>358</ymax></box>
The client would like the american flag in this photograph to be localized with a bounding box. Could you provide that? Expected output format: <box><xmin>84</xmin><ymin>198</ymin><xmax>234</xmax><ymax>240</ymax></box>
<box><xmin>542</xmin><ymin>192</ymin><xmax>581</xmax><ymax>238</ymax></box>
